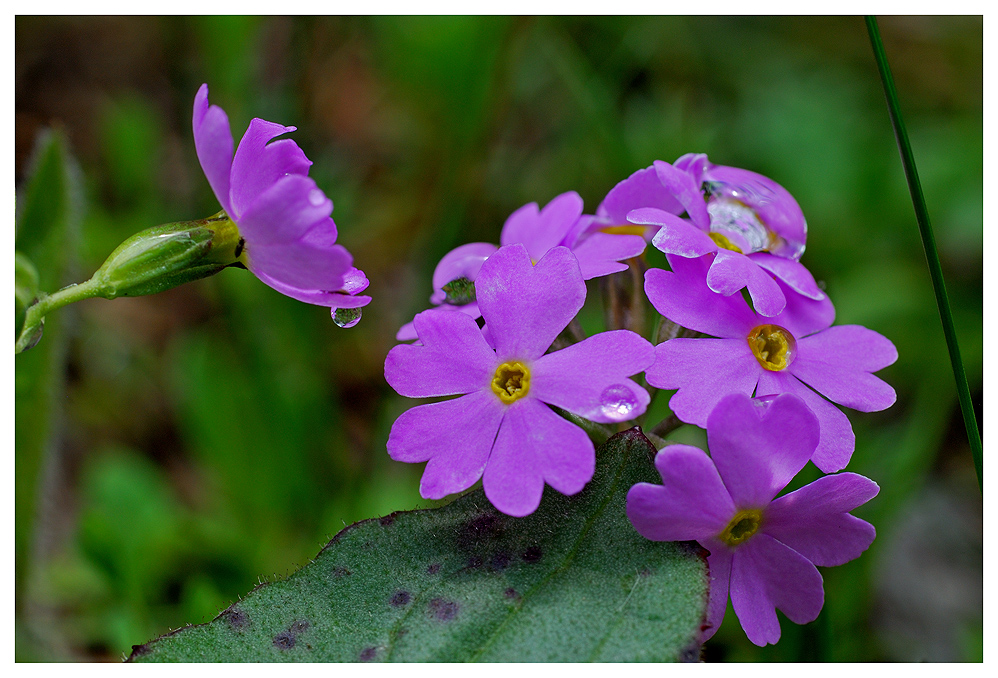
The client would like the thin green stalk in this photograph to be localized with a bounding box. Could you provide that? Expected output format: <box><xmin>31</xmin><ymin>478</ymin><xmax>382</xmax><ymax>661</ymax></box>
<box><xmin>866</xmin><ymin>16</ymin><xmax>982</xmax><ymax>491</ymax></box>
<box><xmin>15</xmin><ymin>278</ymin><xmax>103</xmax><ymax>354</ymax></box>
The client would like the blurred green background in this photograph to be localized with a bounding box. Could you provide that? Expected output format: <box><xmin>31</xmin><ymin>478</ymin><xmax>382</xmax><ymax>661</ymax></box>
<box><xmin>14</xmin><ymin>16</ymin><xmax>981</xmax><ymax>662</ymax></box>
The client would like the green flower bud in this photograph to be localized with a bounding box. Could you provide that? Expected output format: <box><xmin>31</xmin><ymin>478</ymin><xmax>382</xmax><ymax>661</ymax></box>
<box><xmin>92</xmin><ymin>212</ymin><xmax>242</xmax><ymax>299</ymax></box>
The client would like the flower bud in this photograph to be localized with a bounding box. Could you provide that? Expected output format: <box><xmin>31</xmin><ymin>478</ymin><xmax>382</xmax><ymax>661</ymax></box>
<box><xmin>92</xmin><ymin>213</ymin><xmax>241</xmax><ymax>299</ymax></box>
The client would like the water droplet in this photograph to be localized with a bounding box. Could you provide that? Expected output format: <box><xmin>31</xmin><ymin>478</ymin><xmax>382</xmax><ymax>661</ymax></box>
<box><xmin>751</xmin><ymin>394</ymin><xmax>779</xmax><ymax>410</ymax></box>
<box><xmin>333</xmin><ymin>307</ymin><xmax>361</xmax><ymax>328</ymax></box>
<box><xmin>599</xmin><ymin>384</ymin><xmax>638</xmax><ymax>422</ymax></box>
<box><xmin>308</xmin><ymin>188</ymin><xmax>328</xmax><ymax>207</ymax></box>
<box><xmin>703</xmin><ymin>179</ymin><xmax>806</xmax><ymax>259</ymax></box>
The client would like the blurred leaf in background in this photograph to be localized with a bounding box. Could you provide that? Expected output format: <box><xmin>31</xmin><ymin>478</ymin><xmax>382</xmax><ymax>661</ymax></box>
<box><xmin>14</xmin><ymin>15</ymin><xmax>981</xmax><ymax>662</ymax></box>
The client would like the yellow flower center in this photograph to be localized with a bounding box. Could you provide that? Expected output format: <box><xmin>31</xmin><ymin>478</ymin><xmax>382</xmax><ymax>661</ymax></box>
<box><xmin>491</xmin><ymin>361</ymin><xmax>531</xmax><ymax>404</ymax></box>
<box><xmin>718</xmin><ymin>509</ymin><xmax>763</xmax><ymax>547</ymax></box>
<box><xmin>708</xmin><ymin>231</ymin><xmax>743</xmax><ymax>253</ymax></box>
<box><xmin>747</xmin><ymin>324</ymin><xmax>796</xmax><ymax>371</ymax></box>
<box><xmin>599</xmin><ymin>224</ymin><xmax>649</xmax><ymax>237</ymax></box>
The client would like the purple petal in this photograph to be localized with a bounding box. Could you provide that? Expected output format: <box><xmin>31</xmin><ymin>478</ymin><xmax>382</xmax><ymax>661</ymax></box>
<box><xmin>700</xmin><ymin>541</ymin><xmax>733</xmax><ymax>642</ymax></box>
<box><xmin>729</xmin><ymin>534</ymin><xmax>824</xmax><ymax>646</ymax></box>
<box><xmin>596</xmin><ymin>165</ymin><xmax>684</xmax><ymax>226</ymax></box>
<box><xmin>325</xmin><ymin>292</ymin><xmax>372</xmax><ymax>309</ymax></box>
<box><xmin>246</xmin><ymin>238</ymin><xmax>351</xmax><ymax>291</ymax></box>
<box><xmin>644</xmin><ymin>257</ymin><xmax>757</xmax><ymax>339</ymax></box>
<box><xmin>756</xmin><ymin>370</ymin><xmax>855</xmax><ymax>473</ymax></box>
<box><xmin>626</xmin><ymin>445</ymin><xmax>734</xmax><ymax>542</ymax></box>
<box><xmin>385</xmin><ymin>310</ymin><xmax>497</xmax><ymax>398</ymax></box>
<box><xmin>765</xmin><ymin>473</ymin><xmax>879</xmax><ymax>567</ymax></box>
<box><xmin>569</xmin><ymin>231</ymin><xmax>646</xmax><ymax>279</ymax></box>
<box><xmin>531</xmin><ymin>330</ymin><xmax>653</xmax><ymax>423</ymax></box>
<box><xmin>229</xmin><ymin>118</ymin><xmax>311</xmax><ymax>217</ymax></box>
<box><xmin>649</xmin><ymin>338</ymin><xmax>760</xmax><ymax>427</ymax></box>
<box><xmin>643</xmin><ymin>210</ymin><xmax>718</xmax><ymax>258</ymax></box>
<box><xmin>299</xmin><ymin>217</ymin><xmax>339</xmax><ymax>249</ymax></box>
<box><xmin>791</xmin><ymin>326</ymin><xmax>898</xmax><ymax>411</ymax></box>
<box><xmin>750</xmin><ymin>253</ymin><xmax>824</xmax><ymax>300</ymax></box>
<box><xmin>387</xmin><ymin>390</ymin><xmax>505</xmax><ymax>500</ymax></box>
<box><xmin>237</xmin><ymin>174</ymin><xmax>334</xmax><ymax>246</ymax></box>
<box><xmin>476</xmin><ymin>244</ymin><xmax>585</xmax><ymax>361</ymax></box>
<box><xmin>653</xmin><ymin>160</ymin><xmax>711</xmax><ymax>230</ymax></box>
<box><xmin>396</xmin><ymin>302</ymin><xmax>481</xmax><ymax>342</ymax></box>
<box><xmin>707</xmin><ymin>393</ymin><xmax>820</xmax><ymax>507</ymax></box>
<box><xmin>338</xmin><ymin>267</ymin><xmax>370</xmax><ymax>295</ymax></box>
<box><xmin>192</xmin><ymin>84</ymin><xmax>234</xmax><ymax>216</ymax></box>
<box><xmin>768</xmin><ymin>277</ymin><xmax>836</xmax><ymax>339</ymax></box>
<box><xmin>500</xmin><ymin>192</ymin><xmax>583</xmax><ymax>260</ymax></box>
<box><xmin>483</xmin><ymin>398</ymin><xmax>595</xmax><ymax>517</ymax></box>
<box><xmin>431</xmin><ymin>242</ymin><xmax>498</xmax><ymax>293</ymax></box>
<box><xmin>253</xmin><ymin>268</ymin><xmax>372</xmax><ymax>308</ymax></box>
<box><xmin>706</xmin><ymin>249</ymin><xmax>786</xmax><ymax>317</ymax></box>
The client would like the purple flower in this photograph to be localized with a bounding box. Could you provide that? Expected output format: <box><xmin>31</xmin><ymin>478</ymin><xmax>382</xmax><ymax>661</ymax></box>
<box><xmin>628</xmin><ymin>156</ymin><xmax>820</xmax><ymax>317</ymax></box>
<box><xmin>192</xmin><ymin>84</ymin><xmax>370</xmax><ymax>317</ymax></box>
<box><xmin>644</xmin><ymin>255</ymin><xmax>896</xmax><ymax>472</ymax></box>
<box><xmin>396</xmin><ymin>191</ymin><xmax>644</xmax><ymax>341</ymax></box>
<box><xmin>627</xmin><ymin>392</ymin><xmax>879</xmax><ymax>646</ymax></box>
<box><xmin>591</xmin><ymin>164</ymin><xmax>686</xmax><ymax>241</ymax></box>
<box><xmin>385</xmin><ymin>244</ymin><xmax>654</xmax><ymax>517</ymax></box>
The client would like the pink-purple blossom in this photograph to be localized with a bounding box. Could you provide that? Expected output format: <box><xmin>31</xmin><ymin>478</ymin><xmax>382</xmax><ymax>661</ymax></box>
<box><xmin>396</xmin><ymin>192</ymin><xmax>645</xmax><ymax>341</ymax></box>
<box><xmin>193</xmin><ymin>84</ymin><xmax>370</xmax><ymax>318</ymax></box>
<box><xmin>644</xmin><ymin>254</ymin><xmax>897</xmax><ymax>472</ymax></box>
<box><xmin>626</xmin><ymin>392</ymin><xmax>879</xmax><ymax>646</ymax></box>
<box><xmin>627</xmin><ymin>156</ymin><xmax>820</xmax><ymax>317</ymax></box>
<box><xmin>385</xmin><ymin>243</ymin><xmax>654</xmax><ymax>517</ymax></box>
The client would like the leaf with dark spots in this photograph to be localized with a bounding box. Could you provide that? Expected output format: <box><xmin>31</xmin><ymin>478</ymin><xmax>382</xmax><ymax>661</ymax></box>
<box><xmin>522</xmin><ymin>545</ymin><xmax>543</xmax><ymax>563</ymax></box>
<box><xmin>428</xmin><ymin>597</ymin><xmax>459</xmax><ymax>622</ymax></box>
<box><xmin>273</xmin><ymin>633</ymin><xmax>295</xmax><ymax>650</ymax></box>
<box><xmin>129</xmin><ymin>429</ymin><xmax>707</xmax><ymax>662</ymax></box>
<box><xmin>223</xmin><ymin>608</ymin><xmax>251</xmax><ymax>632</ymax></box>
<box><xmin>489</xmin><ymin>552</ymin><xmax>511</xmax><ymax>571</ymax></box>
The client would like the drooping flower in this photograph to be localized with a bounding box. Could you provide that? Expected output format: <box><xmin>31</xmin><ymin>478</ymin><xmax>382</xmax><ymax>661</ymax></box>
<box><xmin>628</xmin><ymin>155</ymin><xmax>821</xmax><ymax>317</ymax></box>
<box><xmin>644</xmin><ymin>254</ymin><xmax>896</xmax><ymax>472</ymax></box>
<box><xmin>385</xmin><ymin>244</ymin><xmax>654</xmax><ymax>516</ymax></box>
<box><xmin>626</xmin><ymin>392</ymin><xmax>879</xmax><ymax>646</ymax></box>
<box><xmin>396</xmin><ymin>191</ymin><xmax>645</xmax><ymax>341</ymax></box>
<box><xmin>192</xmin><ymin>84</ymin><xmax>370</xmax><ymax>319</ymax></box>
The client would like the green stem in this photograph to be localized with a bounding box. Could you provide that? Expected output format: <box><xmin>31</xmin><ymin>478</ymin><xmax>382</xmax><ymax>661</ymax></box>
<box><xmin>866</xmin><ymin>16</ymin><xmax>982</xmax><ymax>491</ymax></box>
<box><xmin>15</xmin><ymin>278</ymin><xmax>103</xmax><ymax>354</ymax></box>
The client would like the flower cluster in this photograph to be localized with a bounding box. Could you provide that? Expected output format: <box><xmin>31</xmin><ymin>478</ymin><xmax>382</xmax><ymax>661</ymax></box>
<box><xmin>384</xmin><ymin>153</ymin><xmax>895</xmax><ymax>646</ymax></box>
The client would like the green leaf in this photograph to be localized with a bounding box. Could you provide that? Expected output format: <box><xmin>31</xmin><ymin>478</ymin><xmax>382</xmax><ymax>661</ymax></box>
<box><xmin>15</xmin><ymin>129</ymin><xmax>83</xmax><ymax>593</ymax></box>
<box><xmin>129</xmin><ymin>429</ymin><xmax>708</xmax><ymax>662</ymax></box>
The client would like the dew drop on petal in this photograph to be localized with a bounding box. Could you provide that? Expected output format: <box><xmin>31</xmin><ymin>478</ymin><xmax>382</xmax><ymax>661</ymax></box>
<box><xmin>751</xmin><ymin>394</ymin><xmax>779</xmax><ymax>411</ymax></box>
<box><xmin>599</xmin><ymin>384</ymin><xmax>638</xmax><ymax>422</ymax></box>
<box><xmin>333</xmin><ymin>307</ymin><xmax>362</xmax><ymax>328</ymax></box>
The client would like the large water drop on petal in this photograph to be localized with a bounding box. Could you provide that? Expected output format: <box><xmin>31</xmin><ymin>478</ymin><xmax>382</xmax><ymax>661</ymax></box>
<box><xmin>599</xmin><ymin>384</ymin><xmax>638</xmax><ymax>422</ymax></box>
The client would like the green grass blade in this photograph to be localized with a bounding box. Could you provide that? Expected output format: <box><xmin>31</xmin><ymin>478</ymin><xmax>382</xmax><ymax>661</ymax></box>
<box><xmin>865</xmin><ymin>16</ymin><xmax>982</xmax><ymax>491</ymax></box>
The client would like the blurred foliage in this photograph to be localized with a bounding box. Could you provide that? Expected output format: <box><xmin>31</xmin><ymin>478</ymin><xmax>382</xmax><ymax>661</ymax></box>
<box><xmin>14</xmin><ymin>16</ymin><xmax>981</xmax><ymax>662</ymax></box>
